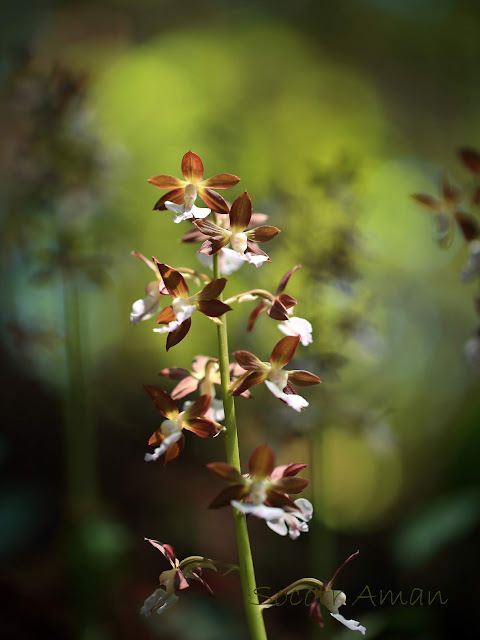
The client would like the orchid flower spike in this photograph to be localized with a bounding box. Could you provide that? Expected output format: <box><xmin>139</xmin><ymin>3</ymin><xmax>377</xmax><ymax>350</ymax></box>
<box><xmin>141</xmin><ymin>538</ymin><xmax>237</xmax><ymax>616</ymax></box>
<box><xmin>129</xmin><ymin>251</ymin><xmax>167</xmax><ymax>324</ymax></box>
<box><xmin>193</xmin><ymin>192</ymin><xmax>280</xmax><ymax>267</ymax></box>
<box><xmin>143</xmin><ymin>386</ymin><xmax>220</xmax><ymax>464</ymax></box>
<box><xmin>148</xmin><ymin>150</ymin><xmax>240</xmax><ymax>215</ymax></box>
<box><xmin>207</xmin><ymin>443</ymin><xmax>310</xmax><ymax>530</ymax></box>
<box><xmin>246</xmin><ymin>265</ymin><xmax>301</xmax><ymax>331</ymax></box>
<box><xmin>260</xmin><ymin>551</ymin><xmax>366</xmax><ymax>634</ymax></box>
<box><xmin>153</xmin><ymin>261</ymin><xmax>231</xmax><ymax>350</ymax></box>
<box><xmin>230</xmin><ymin>335</ymin><xmax>320</xmax><ymax>411</ymax></box>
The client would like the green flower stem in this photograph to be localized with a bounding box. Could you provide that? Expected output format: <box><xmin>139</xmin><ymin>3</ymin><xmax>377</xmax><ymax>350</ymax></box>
<box><xmin>213</xmin><ymin>250</ymin><xmax>268</xmax><ymax>640</ymax></box>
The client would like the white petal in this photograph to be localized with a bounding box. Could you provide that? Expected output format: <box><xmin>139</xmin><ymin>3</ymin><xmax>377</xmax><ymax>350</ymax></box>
<box><xmin>173</xmin><ymin>213</ymin><xmax>191</xmax><ymax>224</ymax></box>
<box><xmin>130</xmin><ymin>295</ymin><xmax>159</xmax><ymax>324</ymax></box>
<box><xmin>157</xmin><ymin>593</ymin><xmax>179</xmax><ymax>615</ymax></box>
<box><xmin>293</xmin><ymin>498</ymin><xmax>313</xmax><ymax>522</ymax></box>
<box><xmin>190</xmin><ymin>204</ymin><xmax>211</xmax><ymax>219</ymax></box>
<box><xmin>145</xmin><ymin>431</ymin><xmax>183</xmax><ymax>462</ymax></box>
<box><xmin>278</xmin><ymin>317</ymin><xmax>313</xmax><ymax>346</ymax></box>
<box><xmin>231</xmin><ymin>500</ymin><xmax>286</xmax><ymax>521</ymax></box>
<box><xmin>175</xmin><ymin>304</ymin><xmax>196</xmax><ymax>323</ymax></box>
<box><xmin>153</xmin><ymin>319</ymin><xmax>183</xmax><ymax>334</ymax></box>
<box><xmin>140</xmin><ymin>588</ymin><xmax>169</xmax><ymax>616</ymax></box>
<box><xmin>266</xmin><ymin>517</ymin><xmax>289</xmax><ymax>536</ymax></box>
<box><xmin>220</xmin><ymin>247</ymin><xmax>247</xmax><ymax>274</ymax></box>
<box><xmin>165</xmin><ymin>201</ymin><xmax>185</xmax><ymax>214</ymax></box>
<box><xmin>264</xmin><ymin>380</ymin><xmax>308</xmax><ymax>412</ymax></box>
<box><xmin>245</xmin><ymin>252</ymin><xmax>269</xmax><ymax>267</ymax></box>
<box><xmin>330</xmin><ymin>613</ymin><xmax>366</xmax><ymax>635</ymax></box>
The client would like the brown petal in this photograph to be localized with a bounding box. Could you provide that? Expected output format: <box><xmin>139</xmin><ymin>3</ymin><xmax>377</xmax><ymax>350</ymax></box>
<box><xmin>454</xmin><ymin>212</ymin><xmax>480</xmax><ymax>241</ymax></box>
<box><xmin>201</xmin><ymin>173</ymin><xmax>241</xmax><ymax>189</ymax></box>
<box><xmin>272</xmin><ymin>477</ymin><xmax>310</xmax><ymax>494</ymax></box>
<box><xmin>157</xmin><ymin>305</ymin><xmax>176</xmax><ymax>324</ymax></box>
<box><xmin>270</xmin><ymin>336</ymin><xmax>300</xmax><ymax>369</ymax></box>
<box><xmin>267</xmin><ymin>299</ymin><xmax>290</xmax><ymax>321</ymax></box>
<box><xmin>248</xmin><ymin>443</ymin><xmax>275</xmax><ymax>479</ymax></box>
<box><xmin>158</xmin><ymin>367</ymin><xmax>191</xmax><ymax>381</ymax></box>
<box><xmin>246</xmin><ymin>225</ymin><xmax>281</xmax><ymax>243</ymax></box>
<box><xmin>145</xmin><ymin>538</ymin><xmax>177</xmax><ymax>565</ymax></box>
<box><xmin>148</xmin><ymin>175</ymin><xmax>185</xmax><ymax>189</ymax></box>
<box><xmin>131</xmin><ymin>250</ymin><xmax>160</xmax><ymax>275</ymax></box>
<box><xmin>166</xmin><ymin>318</ymin><xmax>192</xmax><ymax>350</ymax></box>
<box><xmin>229</xmin><ymin>191</ymin><xmax>252</xmax><ymax>233</ymax></box>
<box><xmin>183</xmin><ymin>418</ymin><xmax>218</xmax><ymax>438</ymax></box>
<box><xmin>171</xmin><ymin>376</ymin><xmax>199</xmax><ymax>400</ymax></box>
<box><xmin>182</xmin><ymin>151</ymin><xmax>204</xmax><ymax>183</ymax></box>
<box><xmin>198</xmin><ymin>187</ymin><xmax>230</xmax><ymax>214</ymax></box>
<box><xmin>197</xmin><ymin>278</ymin><xmax>227</xmax><ymax>301</ymax></box>
<box><xmin>459</xmin><ymin>147</ymin><xmax>480</xmax><ymax>174</ymax></box>
<box><xmin>164</xmin><ymin>434</ymin><xmax>185</xmax><ymax>464</ymax></box>
<box><xmin>197</xmin><ymin>299</ymin><xmax>232</xmax><ymax>317</ymax></box>
<box><xmin>233</xmin><ymin>350</ymin><xmax>265</xmax><ymax>371</ymax></box>
<box><xmin>148</xmin><ymin>428</ymin><xmax>163</xmax><ymax>446</ymax></box>
<box><xmin>208</xmin><ymin>484</ymin><xmax>249</xmax><ymax>509</ymax></box>
<box><xmin>153</xmin><ymin>187</ymin><xmax>185</xmax><ymax>210</ymax></box>
<box><xmin>411</xmin><ymin>194</ymin><xmax>441</xmax><ymax>210</ymax></box>
<box><xmin>230</xmin><ymin>370</ymin><xmax>267</xmax><ymax>396</ymax></box>
<box><xmin>442</xmin><ymin>175</ymin><xmax>461</xmax><ymax>203</ymax></box>
<box><xmin>247</xmin><ymin>302</ymin><xmax>268</xmax><ymax>332</ymax></box>
<box><xmin>206</xmin><ymin>462</ymin><xmax>244</xmax><ymax>484</ymax></box>
<box><xmin>193</xmin><ymin>218</ymin><xmax>227</xmax><ymax>238</ymax></box>
<box><xmin>276</xmin><ymin>293</ymin><xmax>297</xmax><ymax>309</ymax></box>
<box><xmin>183</xmin><ymin>394</ymin><xmax>211</xmax><ymax>419</ymax></box>
<box><xmin>155</xmin><ymin>261</ymin><xmax>189</xmax><ymax>299</ymax></box>
<box><xmin>199</xmin><ymin>237</ymin><xmax>230</xmax><ymax>255</ymax></box>
<box><xmin>276</xmin><ymin>264</ymin><xmax>302</xmax><ymax>295</ymax></box>
<box><xmin>279</xmin><ymin>463</ymin><xmax>308</xmax><ymax>478</ymax></box>
<box><xmin>174</xmin><ymin>569</ymin><xmax>189</xmax><ymax>591</ymax></box>
<box><xmin>246</xmin><ymin>241</ymin><xmax>270</xmax><ymax>259</ymax></box>
<box><xmin>266</xmin><ymin>490</ymin><xmax>298</xmax><ymax>511</ymax></box>
<box><xmin>143</xmin><ymin>385</ymin><xmax>178</xmax><ymax>419</ymax></box>
<box><xmin>288</xmin><ymin>370</ymin><xmax>321</xmax><ymax>386</ymax></box>
<box><xmin>181</xmin><ymin>226</ymin><xmax>205</xmax><ymax>243</ymax></box>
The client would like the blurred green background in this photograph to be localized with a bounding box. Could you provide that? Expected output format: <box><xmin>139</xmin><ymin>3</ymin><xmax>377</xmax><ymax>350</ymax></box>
<box><xmin>1</xmin><ymin>0</ymin><xmax>480</xmax><ymax>638</ymax></box>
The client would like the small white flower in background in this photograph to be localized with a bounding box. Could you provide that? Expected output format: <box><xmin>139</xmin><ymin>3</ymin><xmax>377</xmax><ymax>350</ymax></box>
<box><xmin>130</xmin><ymin>283</ymin><xmax>161</xmax><ymax>324</ymax></box>
<box><xmin>278</xmin><ymin>316</ymin><xmax>313</xmax><ymax>346</ymax></box>
<box><xmin>165</xmin><ymin>200</ymin><xmax>211</xmax><ymax>224</ymax></box>
<box><xmin>198</xmin><ymin>249</ymin><xmax>246</xmax><ymax>275</ymax></box>
<box><xmin>267</xmin><ymin>498</ymin><xmax>313</xmax><ymax>539</ymax></box>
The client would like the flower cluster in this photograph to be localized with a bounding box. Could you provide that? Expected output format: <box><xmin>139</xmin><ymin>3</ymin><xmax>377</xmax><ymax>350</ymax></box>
<box><xmin>133</xmin><ymin>150</ymin><xmax>364</xmax><ymax>635</ymax></box>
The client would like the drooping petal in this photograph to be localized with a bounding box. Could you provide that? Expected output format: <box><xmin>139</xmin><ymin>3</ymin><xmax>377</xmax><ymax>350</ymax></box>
<box><xmin>143</xmin><ymin>385</ymin><xmax>179</xmax><ymax>419</ymax></box>
<box><xmin>266</xmin><ymin>489</ymin><xmax>299</xmax><ymax>511</ymax></box>
<box><xmin>266</xmin><ymin>298</ymin><xmax>290</xmax><ymax>322</ymax></box>
<box><xmin>231</xmin><ymin>370</ymin><xmax>268</xmax><ymax>395</ymax></box>
<box><xmin>156</xmin><ymin>305</ymin><xmax>176</xmax><ymax>324</ymax></box>
<box><xmin>270</xmin><ymin>335</ymin><xmax>301</xmax><ymax>369</ymax></box>
<box><xmin>153</xmin><ymin>188</ymin><xmax>185</xmax><ymax>210</ymax></box>
<box><xmin>278</xmin><ymin>316</ymin><xmax>313</xmax><ymax>346</ymax></box>
<box><xmin>144</xmin><ymin>538</ymin><xmax>177</xmax><ymax>564</ymax></box>
<box><xmin>309</xmin><ymin>600</ymin><xmax>324</xmax><ymax>627</ymax></box>
<box><xmin>199</xmin><ymin>237</ymin><xmax>231</xmax><ymax>255</ymax></box>
<box><xmin>198</xmin><ymin>187</ymin><xmax>229</xmax><ymax>213</ymax></box>
<box><xmin>288</xmin><ymin>370</ymin><xmax>321</xmax><ymax>387</ymax></box>
<box><xmin>248</xmin><ymin>443</ymin><xmax>275</xmax><ymax>478</ymax></box>
<box><xmin>131</xmin><ymin>250</ymin><xmax>162</xmax><ymax>276</ymax></box>
<box><xmin>264</xmin><ymin>380</ymin><xmax>308</xmax><ymax>412</ymax></box>
<box><xmin>209</xmin><ymin>484</ymin><xmax>249</xmax><ymax>508</ymax></box>
<box><xmin>163</xmin><ymin>434</ymin><xmax>185</xmax><ymax>464</ymax></box>
<box><xmin>181</xmin><ymin>226</ymin><xmax>205</xmax><ymax>243</ymax></box>
<box><xmin>276</xmin><ymin>293</ymin><xmax>297</xmax><ymax>309</ymax></box>
<box><xmin>206</xmin><ymin>462</ymin><xmax>244</xmax><ymax>484</ymax></box>
<box><xmin>246</xmin><ymin>225</ymin><xmax>281</xmax><ymax>243</ymax></box>
<box><xmin>266</xmin><ymin>517</ymin><xmax>289</xmax><ymax>536</ymax></box>
<box><xmin>182</xmin><ymin>151</ymin><xmax>204</xmax><ymax>183</ymax></box>
<box><xmin>247</xmin><ymin>302</ymin><xmax>268</xmax><ymax>332</ymax></box>
<box><xmin>196</xmin><ymin>278</ymin><xmax>227</xmax><ymax>301</ymax></box>
<box><xmin>276</xmin><ymin>264</ymin><xmax>302</xmax><ymax>295</ymax></box>
<box><xmin>145</xmin><ymin>431</ymin><xmax>183</xmax><ymax>462</ymax></box>
<box><xmin>197</xmin><ymin>299</ymin><xmax>232</xmax><ymax>317</ymax></box>
<box><xmin>148</xmin><ymin>175</ymin><xmax>186</xmax><ymax>190</ymax></box>
<box><xmin>166</xmin><ymin>318</ymin><xmax>192</xmax><ymax>350</ymax></box>
<box><xmin>231</xmin><ymin>501</ymin><xmax>285</xmax><ymax>521</ymax></box>
<box><xmin>155</xmin><ymin>262</ymin><xmax>190</xmax><ymax>299</ymax></box>
<box><xmin>183</xmin><ymin>394</ymin><xmax>211</xmax><ymax>419</ymax></box>
<box><xmin>201</xmin><ymin>173</ymin><xmax>241</xmax><ymax>189</ymax></box>
<box><xmin>229</xmin><ymin>191</ymin><xmax>252</xmax><ymax>233</ymax></box>
<box><xmin>330</xmin><ymin>614</ymin><xmax>366</xmax><ymax>635</ymax></box>
<box><xmin>183</xmin><ymin>418</ymin><xmax>218</xmax><ymax>438</ymax></box>
<box><xmin>233</xmin><ymin>350</ymin><xmax>266</xmax><ymax>371</ymax></box>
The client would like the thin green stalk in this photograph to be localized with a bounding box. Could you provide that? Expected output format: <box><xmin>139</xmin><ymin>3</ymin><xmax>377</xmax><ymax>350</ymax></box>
<box><xmin>213</xmin><ymin>250</ymin><xmax>268</xmax><ymax>640</ymax></box>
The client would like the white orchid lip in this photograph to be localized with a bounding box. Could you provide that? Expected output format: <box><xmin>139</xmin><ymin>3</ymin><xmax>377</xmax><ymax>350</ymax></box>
<box><xmin>231</xmin><ymin>231</ymin><xmax>248</xmax><ymax>254</ymax></box>
<box><xmin>249</xmin><ymin>480</ymin><xmax>268</xmax><ymax>505</ymax></box>
<box><xmin>267</xmin><ymin>369</ymin><xmax>288</xmax><ymax>391</ymax></box>
<box><xmin>278</xmin><ymin>316</ymin><xmax>313</xmax><ymax>346</ymax></box>
<box><xmin>130</xmin><ymin>293</ymin><xmax>160</xmax><ymax>324</ymax></box>
<box><xmin>161</xmin><ymin>418</ymin><xmax>183</xmax><ymax>437</ymax></box>
<box><xmin>264</xmin><ymin>379</ymin><xmax>308</xmax><ymax>412</ymax></box>
<box><xmin>184</xmin><ymin>183</ymin><xmax>197</xmax><ymax>210</ymax></box>
<box><xmin>172</xmin><ymin>297</ymin><xmax>196</xmax><ymax>321</ymax></box>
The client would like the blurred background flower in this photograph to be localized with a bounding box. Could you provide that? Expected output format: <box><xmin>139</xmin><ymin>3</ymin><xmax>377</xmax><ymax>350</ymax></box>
<box><xmin>1</xmin><ymin>1</ymin><xmax>480</xmax><ymax>638</ymax></box>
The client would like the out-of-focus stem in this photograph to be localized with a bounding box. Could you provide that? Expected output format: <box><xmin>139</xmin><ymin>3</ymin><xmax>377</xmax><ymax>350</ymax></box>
<box><xmin>212</xmin><ymin>250</ymin><xmax>268</xmax><ymax>640</ymax></box>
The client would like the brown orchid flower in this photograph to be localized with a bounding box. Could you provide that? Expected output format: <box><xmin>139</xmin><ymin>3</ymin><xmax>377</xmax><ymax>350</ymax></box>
<box><xmin>153</xmin><ymin>261</ymin><xmax>232</xmax><ymax>350</ymax></box>
<box><xmin>229</xmin><ymin>335</ymin><xmax>320</xmax><ymax>412</ymax></box>
<box><xmin>148</xmin><ymin>150</ymin><xmax>240</xmax><ymax>215</ymax></box>
<box><xmin>141</xmin><ymin>538</ymin><xmax>237</xmax><ymax>616</ymax></box>
<box><xmin>143</xmin><ymin>385</ymin><xmax>220</xmax><ymax>464</ymax></box>
<box><xmin>129</xmin><ymin>250</ymin><xmax>167</xmax><ymax>324</ymax></box>
<box><xmin>181</xmin><ymin>211</ymin><xmax>269</xmax><ymax>243</ymax></box>
<box><xmin>193</xmin><ymin>191</ymin><xmax>280</xmax><ymax>266</ymax></box>
<box><xmin>207</xmin><ymin>443</ymin><xmax>310</xmax><ymax>523</ymax></box>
